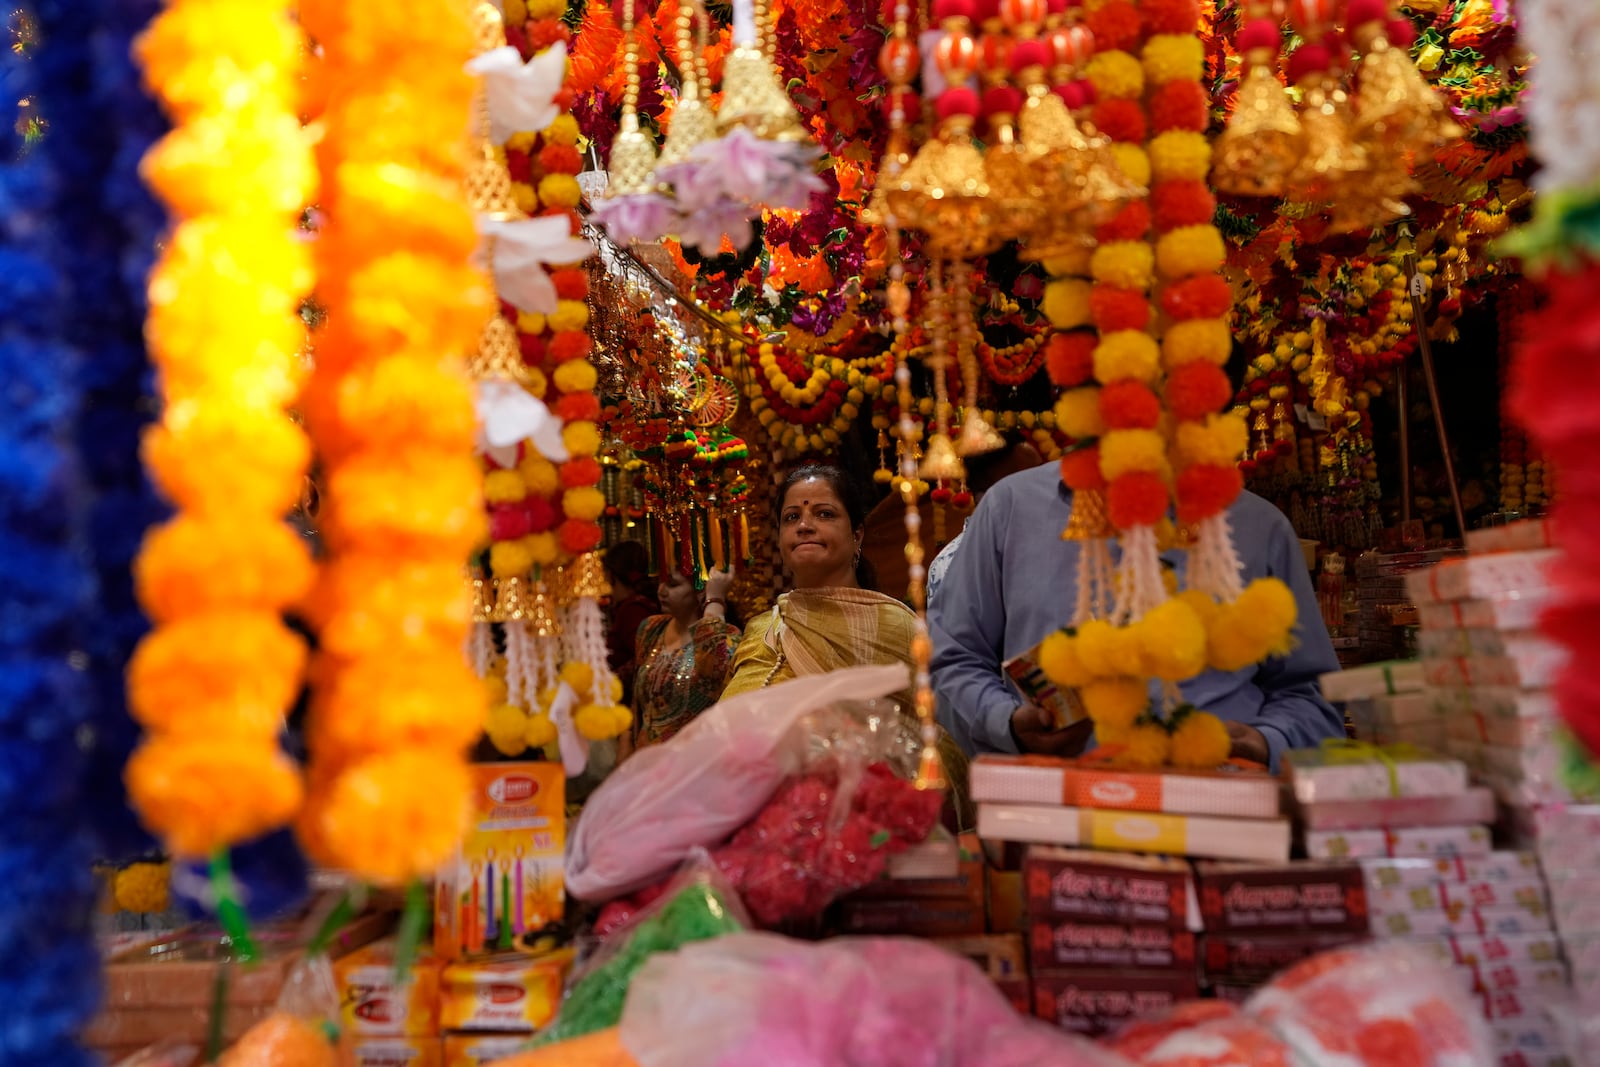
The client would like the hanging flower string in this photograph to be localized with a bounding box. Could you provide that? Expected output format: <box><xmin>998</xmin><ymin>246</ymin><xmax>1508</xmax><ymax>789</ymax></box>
<box><xmin>296</xmin><ymin>0</ymin><xmax>489</xmax><ymax>886</ymax></box>
<box><xmin>127</xmin><ymin>0</ymin><xmax>313</xmax><ymax>858</ymax></box>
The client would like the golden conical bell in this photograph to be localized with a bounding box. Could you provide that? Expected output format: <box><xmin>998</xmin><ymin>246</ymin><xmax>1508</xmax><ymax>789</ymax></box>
<box><xmin>570</xmin><ymin>551</ymin><xmax>612</xmax><ymax>600</ymax></box>
<box><xmin>658</xmin><ymin>0</ymin><xmax>717</xmax><ymax>168</ymax></box>
<box><xmin>468</xmin><ymin>313</ymin><xmax>531</xmax><ymax>384</ymax></box>
<box><xmin>1351</xmin><ymin>28</ymin><xmax>1462</xmax><ymax>151</ymax></box>
<box><xmin>919</xmin><ymin>432</ymin><xmax>966</xmax><ymax>481</ymax></box>
<box><xmin>526</xmin><ymin>581</ymin><xmax>562</xmax><ymax>638</ymax></box>
<box><xmin>496</xmin><ymin>575</ymin><xmax>531</xmax><ymax>621</ymax></box>
<box><xmin>1014</xmin><ymin>76</ymin><xmax>1138</xmax><ymax>258</ymax></box>
<box><xmin>916</xmin><ymin>117</ymin><xmax>1004</xmax><ymax>260</ymax></box>
<box><xmin>1062</xmin><ymin>487</ymin><xmax>1114</xmax><ymax>540</ymax></box>
<box><xmin>982</xmin><ymin>117</ymin><xmax>1045</xmax><ymax>246</ymax></box>
<box><xmin>471</xmin><ymin>576</ymin><xmax>494</xmax><ymax>623</ymax></box>
<box><xmin>914</xmin><ymin>741</ymin><xmax>948</xmax><ymax>791</ymax></box>
<box><xmin>607</xmin><ymin>112</ymin><xmax>660</xmax><ymax>198</ymax></box>
<box><xmin>1213</xmin><ymin>62</ymin><xmax>1304</xmax><ymax>197</ymax></box>
<box><xmin>471</xmin><ymin>0</ymin><xmax>508</xmax><ymax>51</ymax></box>
<box><xmin>716</xmin><ymin>44</ymin><xmax>806</xmax><ymax>142</ymax></box>
<box><xmin>957</xmin><ymin>411</ymin><xmax>1006</xmax><ymax>457</ymax></box>
<box><xmin>1287</xmin><ymin>78</ymin><xmax>1369</xmax><ymax>207</ymax></box>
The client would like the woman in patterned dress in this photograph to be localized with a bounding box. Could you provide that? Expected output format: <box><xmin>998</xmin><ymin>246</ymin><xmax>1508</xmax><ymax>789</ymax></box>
<box><xmin>630</xmin><ymin>564</ymin><xmax>740</xmax><ymax>748</ymax></box>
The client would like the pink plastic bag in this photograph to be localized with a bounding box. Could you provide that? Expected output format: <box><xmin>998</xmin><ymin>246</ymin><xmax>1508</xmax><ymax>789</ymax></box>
<box><xmin>617</xmin><ymin>932</ymin><xmax>1136</xmax><ymax>1067</ymax></box>
<box><xmin>567</xmin><ymin>664</ymin><xmax>911</xmax><ymax>901</ymax></box>
<box><xmin>1245</xmin><ymin>941</ymin><xmax>1494</xmax><ymax>1066</ymax></box>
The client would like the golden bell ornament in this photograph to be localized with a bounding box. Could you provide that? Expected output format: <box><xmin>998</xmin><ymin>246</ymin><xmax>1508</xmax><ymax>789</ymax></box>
<box><xmin>717</xmin><ymin>44</ymin><xmax>806</xmax><ymax>142</ymax></box>
<box><xmin>468</xmin><ymin>313</ymin><xmax>532</xmax><ymax>384</ymax></box>
<box><xmin>913</xmin><ymin>742</ymin><xmax>948</xmax><ymax>791</ymax></box>
<box><xmin>1014</xmin><ymin>80</ymin><xmax>1139</xmax><ymax>259</ymax></box>
<box><xmin>1213</xmin><ymin>59</ymin><xmax>1304</xmax><ymax>198</ymax></box>
<box><xmin>957</xmin><ymin>412</ymin><xmax>1006</xmax><ymax>457</ymax></box>
<box><xmin>1352</xmin><ymin>32</ymin><xmax>1462</xmax><ymax>151</ymax></box>
<box><xmin>1062</xmin><ymin>487</ymin><xmax>1114</xmax><ymax>541</ymax></box>
<box><xmin>526</xmin><ymin>582</ymin><xmax>562</xmax><ymax>638</ymax></box>
<box><xmin>606</xmin><ymin>112</ymin><xmax>661</xmax><ymax>198</ymax></box>
<box><xmin>981</xmin><ymin>122</ymin><xmax>1044</xmax><ymax>245</ymax></box>
<box><xmin>658</xmin><ymin>92</ymin><xmax>716</xmax><ymax>168</ymax></box>
<box><xmin>1287</xmin><ymin>82</ymin><xmax>1370</xmax><ymax>206</ymax></box>
<box><xmin>912</xmin><ymin>120</ymin><xmax>1005</xmax><ymax>260</ymax></box>
<box><xmin>919</xmin><ymin>432</ymin><xmax>966</xmax><ymax>481</ymax></box>
<box><xmin>569</xmin><ymin>551</ymin><xmax>613</xmax><ymax>600</ymax></box>
<box><xmin>495</xmin><ymin>576</ymin><xmax>531</xmax><ymax>621</ymax></box>
<box><xmin>471</xmin><ymin>577</ymin><xmax>494</xmax><ymax>623</ymax></box>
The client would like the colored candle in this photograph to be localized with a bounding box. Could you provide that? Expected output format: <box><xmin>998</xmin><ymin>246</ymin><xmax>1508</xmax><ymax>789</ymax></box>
<box><xmin>484</xmin><ymin>858</ymin><xmax>498</xmax><ymax>944</ymax></box>
<box><xmin>499</xmin><ymin>871</ymin><xmax>513</xmax><ymax>949</ymax></box>
<box><xmin>468</xmin><ymin>867</ymin><xmax>482</xmax><ymax>953</ymax></box>
<box><xmin>514</xmin><ymin>855</ymin><xmax>525</xmax><ymax>935</ymax></box>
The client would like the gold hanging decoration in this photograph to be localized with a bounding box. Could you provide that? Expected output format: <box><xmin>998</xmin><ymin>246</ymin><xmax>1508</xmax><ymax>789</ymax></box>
<box><xmin>526</xmin><ymin>581</ymin><xmax>562</xmax><ymax>637</ymax></box>
<box><xmin>495</xmin><ymin>576</ymin><xmax>530</xmax><ymax>622</ymax></box>
<box><xmin>658</xmin><ymin>0</ymin><xmax>716</xmax><ymax>167</ymax></box>
<box><xmin>605</xmin><ymin>0</ymin><xmax>660</xmax><ymax>197</ymax></box>
<box><xmin>1212</xmin><ymin>60</ymin><xmax>1304</xmax><ymax>198</ymax></box>
<box><xmin>717</xmin><ymin>0</ymin><xmax>806</xmax><ymax>142</ymax></box>
<box><xmin>569</xmin><ymin>552</ymin><xmax>612</xmax><ymax>600</ymax></box>
<box><xmin>1014</xmin><ymin>74</ymin><xmax>1139</xmax><ymax>259</ymax></box>
<box><xmin>1287</xmin><ymin>78</ymin><xmax>1370</xmax><ymax>207</ymax></box>
<box><xmin>1062</xmin><ymin>488</ymin><xmax>1114</xmax><ymax>540</ymax></box>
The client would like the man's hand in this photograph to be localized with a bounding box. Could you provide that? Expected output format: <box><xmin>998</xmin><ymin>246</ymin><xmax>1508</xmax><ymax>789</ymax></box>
<box><xmin>1226</xmin><ymin>721</ymin><xmax>1271</xmax><ymax>766</ymax></box>
<box><xmin>1010</xmin><ymin>704</ymin><xmax>1095</xmax><ymax>757</ymax></box>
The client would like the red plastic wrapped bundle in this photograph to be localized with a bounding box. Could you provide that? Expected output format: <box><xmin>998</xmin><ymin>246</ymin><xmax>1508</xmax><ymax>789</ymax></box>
<box><xmin>1107</xmin><ymin>1001</ymin><xmax>1293</xmax><ymax>1066</ymax></box>
<box><xmin>1246</xmin><ymin>943</ymin><xmax>1494</xmax><ymax>1067</ymax></box>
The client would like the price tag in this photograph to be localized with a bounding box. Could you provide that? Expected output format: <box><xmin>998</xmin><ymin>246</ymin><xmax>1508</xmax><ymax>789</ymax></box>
<box><xmin>1409</xmin><ymin>274</ymin><xmax>1427</xmax><ymax>297</ymax></box>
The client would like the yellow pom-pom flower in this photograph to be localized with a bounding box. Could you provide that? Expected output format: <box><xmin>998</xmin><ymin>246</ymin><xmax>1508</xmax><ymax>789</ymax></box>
<box><xmin>486</xmin><ymin>703</ymin><xmax>530</xmax><ymax>756</ymax></box>
<box><xmin>483</xmin><ymin>674</ymin><xmax>509</xmax><ymax>705</ymax></box>
<box><xmin>548</xmin><ymin>299</ymin><xmax>588</xmax><ymax>333</ymax></box>
<box><xmin>563</xmin><ymin>421</ymin><xmax>602</xmax><ymax>457</ymax></box>
<box><xmin>1142</xmin><ymin>35</ymin><xmax>1205</xmax><ymax>85</ymax></box>
<box><xmin>575</xmin><ymin>703</ymin><xmax>627</xmax><ymax>740</ymax></box>
<box><xmin>537</xmin><ymin>174</ymin><xmax>582</xmax><ymax>210</ymax></box>
<box><xmin>489</xmin><ymin>537</ymin><xmax>534</xmax><ymax>578</ymax></box>
<box><xmin>1206</xmin><ymin>603</ymin><xmax>1264</xmax><ymax>671</ymax></box>
<box><xmin>1103</xmin><ymin>625</ymin><xmax>1148</xmax><ymax>677</ymax></box>
<box><xmin>1136</xmin><ymin>599</ymin><xmax>1207</xmax><ymax>681</ymax></box>
<box><xmin>483</xmin><ymin>469</ymin><xmax>528</xmax><ymax>504</ymax></box>
<box><xmin>524</xmin><ymin>711</ymin><xmax>558</xmax><ymax>749</ymax></box>
<box><xmin>1162</xmin><ymin>319</ymin><xmax>1232</xmax><ymax>368</ymax></box>
<box><xmin>546</xmin><ymin>114</ymin><xmax>580</xmax><ymax>146</ymax></box>
<box><xmin>553</xmin><ymin>359</ymin><xmax>598</xmax><ymax>394</ymax></box>
<box><xmin>516</xmin><ymin>310</ymin><xmax>547</xmax><ymax>334</ymax></box>
<box><xmin>1039</xmin><ymin>630</ymin><xmax>1096</xmax><ymax>688</ymax></box>
<box><xmin>1086</xmin><ymin>50</ymin><xmax>1145</xmax><ymax>99</ymax></box>
<box><xmin>1042</xmin><ymin>278</ymin><xmax>1094</xmax><ymax>329</ymax></box>
<box><xmin>1054</xmin><ymin>388</ymin><xmax>1106</xmax><ymax>439</ymax></box>
<box><xmin>1094</xmin><ymin>330</ymin><xmax>1162</xmax><ymax>384</ymax></box>
<box><xmin>1090</xmin><ymin>241</ymin><xmax>1155</xmax><ymax>291</ymax></box>
<box><xmin>1176</xmin><ymin>589</ymin><xmax>1221</xmax><ymax>627</ymax></box>
<box><xmin>1072</xmin><ymin>619</ymin><xmax>1120</xmax><ymax>679</ymax></box>
<box><xmin>1110</xmin><ymin>144</ymin><xmax>1151</xmax><ymax>189</ymax></box>
<box><xmin>560</xmin><ymin>660</ymin><xmax>595</xmax><ymax>696</ymax></box>
<box><xmin>1147</xmin><ymin>131</ymin><xmax>1211</xmax><ymax>183</ymax></box>
<box><xmin>1173</xmin><ymin>413</ymin><xmax>1248</xmax><ymax>468</ymax></box>
<box><xmin>1080</xmin><ymin>678</ymin><xmax>1148</xmax><ymax>732</ymax></box>
<box><xmin>562</xmin><ymin>486</ymin><xmax>606</xmax><ymax>523</ymax></box>
<box><xmin>113</xmin><ymin>862</ymin><xmax>171</xmax><ymax>914</ymax></box>
<box><xmin>526</xmin><ymin>532</ymin><xmax>560</xmax><ymax>565</ymax></box>
<box><xmin>1119</xmin><ymin>719</ymin><xmax>1172</xmax><ymax>768</ymax></box>
<box><xmin>1169</xmin><ymin>709</ymin><xmax>1232</xmax><ymax>769</ymax></box>
<box><xmin>519</xmin><ymin>456</ymin><xmax>560</xmax><ymax>496</ymax></box>
<box><xmin>1100</xmin><ymin>429</ymin><xmax>1170</xmax><ymax>480</ymax></box>
<box><xmin>1155</xmin><ymin>225</ymin><xmax>1227</xmax><ymax>280</ymax></box>
<box><xmin>1235</xmin><ymin>578</ymin><xmax>1298</xmax><ymax>656</ymax></box>
<box><xmin>1043</xmin><ymin>248</ymin><xmax>1093</xmax><ymax>276</ymax></box>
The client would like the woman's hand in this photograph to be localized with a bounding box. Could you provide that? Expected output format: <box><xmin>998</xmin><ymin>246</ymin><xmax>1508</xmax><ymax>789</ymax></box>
<box><xmin>705</xmin><ymin>566</ymin><xmax>736</xmax><ymax>604</ymax></box>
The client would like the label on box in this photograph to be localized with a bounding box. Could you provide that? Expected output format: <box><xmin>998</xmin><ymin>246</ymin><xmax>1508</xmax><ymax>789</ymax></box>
<box><xmin>1195</xmin><ymin>862</ymin><xmax>1366</xmax><ymax>934</ymax></box>
<box><xmin>1369</xmin><ymin>879</ymin><xmax>1548</xmax><ymax>916</ymax></box>
<box><xmin>1023</xmin><ymin>848</ymin><xmax>1197</xmax><ymax>929</ymax></box>
<box><xmin>1004</xmin><ymin>642</ymin><xmax>1087</xmax><ymax>729</ymax></box>
<box><xmin>334</xmin><ymin>941</ymin><xmax>443</xmax><ymax>1038</ymax></box>
<box><xmin>1409</xmin><ymin>933</ymin><xmax>1563</xmax><ymax>968</ymax></box>
<box><xmin>434</xmin><ymin>763</ymin><xmax>565</xmax><ymax>963</ymax></box>
<box><xmin>438</xmin><ymin>952</ymin><xmax>573</xmax><ymax>1033</ymax></box>
<box><xmin>1362</xmin><ymin>852</ymin><xmax>1542</xmax><ymax>890</ymax></box>
<box><xmin>1201</xmin><ymin>933</ymin><xmax>1368</xmax><ymax>981</ymax></box>
<box><xmin>1032</xmin><ymin>970</ymin><xmax>1199</xmax><ymax>1038</ymax></box>
<box><xmin>441</xmin><ymin>1033</ymin><xmax>530</xmax><ymax>1067</ymax></box>
<box><xmin>1029</xmin><ymin>922</ymin><xmax>1197</xmax><ymax>970</ymax></box>
<box><xmin>352</xmin><ymin>1039</ymin><xmax>443</xmax><ymax>1067</ymax></box>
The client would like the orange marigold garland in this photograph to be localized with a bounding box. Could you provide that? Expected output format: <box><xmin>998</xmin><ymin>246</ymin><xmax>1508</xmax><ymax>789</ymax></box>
<box><xmin>127</xmin><ymin>0</ymin><xmax>313</xmax><ymax>858</ymax></box>
<box><xmin>296</xmin><ymin>0</ymin><xmax>490</xmax><ymax>885</ymax></box>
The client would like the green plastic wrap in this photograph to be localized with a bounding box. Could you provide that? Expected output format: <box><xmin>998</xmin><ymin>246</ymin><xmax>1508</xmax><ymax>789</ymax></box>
<box><xmin>533</xmin><ymin>865</ymin><xmax>746</xmax><ymax>1046</ymax></box>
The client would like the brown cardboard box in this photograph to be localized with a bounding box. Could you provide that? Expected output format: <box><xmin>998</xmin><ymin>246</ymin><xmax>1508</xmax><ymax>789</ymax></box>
<box><xmin>933</xmin><ymin>934</ymin><xmax>1027</xmax><ymax>981</ymax></box>
<box><xmin>1195</xmin><ymin>861</ymin><xmax>1368</xmax><ymax>935</ymax></box>
<box><xmin>1029</xmin><ymin>921</ymin><xmax>1197</xmax><ymax>971</ymax></box>
<box><xmin>835</xmin><ymin>896</ymin><xmax>986</xmax><ymax>938</ymax></box>
<box><xmin>1201</xmin><ymin>932</ymin><xmax>1368</xmax><ymax>982</ymax></box>
<box><xmin>1032</xmin><ymin>969</ymin><xmax>1200</xmax><ymax>1037</ymax></box>
<box><xmin>85</xmin><ymin>1005</ymin><xmax>273</xmax><ymax>1049</ymax></box>
<box><xmin>986</xmin><ymin>868</ymin><xmax>1025</xmax><ymax>934</ymax></box>
<box><xmin>1024</xmin><ymin>848</ymin><xmax>1197</xmax><ymax>928</ymax></box>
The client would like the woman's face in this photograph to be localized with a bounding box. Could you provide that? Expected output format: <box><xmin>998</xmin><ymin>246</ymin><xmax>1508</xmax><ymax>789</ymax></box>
<box><xmin>779</xmin><ymin>477</ymin><xmax>858</xmax><ymax>585</ymax></box>
<box><xmin>657</xmin><ymin>570</ymin><xmax>701</xmax><ymax>616</ymax></box>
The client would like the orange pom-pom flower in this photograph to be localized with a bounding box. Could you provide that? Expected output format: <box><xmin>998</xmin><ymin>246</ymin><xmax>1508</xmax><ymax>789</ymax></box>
<box><xmin>554</xmin><ymin>391</ymin><xmax>602</xmax><ymax>422</ymax></box>
<box><xmin>1091</xmin><ymin>98</ymin><xmax>1147</xmax><ymax>144</ymax></box>
<box><xmin>1099</xmin><ymin>380</ymin><xmax>1163</xmax><ymax>430</ymax></box>
<box><xmin>1095</xmin><ymin>200</ymin><xmax>1152</xmax><ymax>244</ymax></box>
<box><xmin>1148</xmin><ymin>78</ymin><xmax>1209</xmax><ymax>133</ymax></box>
<box><xmin>1175</xmin><ymin>463</ymin><xmax>1244</xmax><ymax>523</ymax></box>
<box><xmin>1087</xmin><ymin>1</ymin><xmax>1142</xmax><ymax>51</ymax></box>
<box><xmin>1089</xmin><ymin>285</ymin><xmax>1152</xmax><ymax>332</ymax></box>
<box><xmin>547</xmin><ymin>331</ymin><xmax>592</xmax><ymax>363</ymax></box>
<box><xmin>1139</xmin><ymin>0</ymin><xmax>1202</xmax><ymax>34</ymax></box>
<box><xmin>1164</xmin><ymin>361</ymin><xmax>1233</xmax><ymax>421</ymax></box>
<box><xmin>559</xmin><ymin>518</ymin><xmax>603</xmax><ymax>555</ymax></box>
<box><xmin>1161</xmin><ymin>274</ymin><xmax>1232</xmax><ymax>320</ymax></box>
<box><xmin>1109</xmin><ymin>471</ymin><xmax>1169</xmax><ymax>528</ymax></box>
<box><xmin>1060</xmin><ymin>447</ymin><xmax>1108</xmax><ymax>491</ymax></box>
<box><xmin>1046</xmin><ymin>331</ymin><xmax>1098</xmax><ymax>387</ymax></box>
<box><xmin>1150</xmin><ymin>179</ymin><xmax>1217</xmax><ymax>232</ymax></box>
<box><xmin>559</xmin><ymin>456</ymin><xmax>602</xmax><ymax>488</ymax></box>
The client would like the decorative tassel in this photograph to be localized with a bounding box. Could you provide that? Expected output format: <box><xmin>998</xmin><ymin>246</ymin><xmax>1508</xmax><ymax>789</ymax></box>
<box><xmin>738</xmin><ymin>511</ymin><xmax>751</xmax><ymax>562</ymax></box>
<box><xmin>708</xmin><ymin>508</ymin><xmax>725</xmax><ymax>570</ymax></box>
<box><xmin>1110</xmin><ymin>526</ymin><xmax>1166</xmax><ymax>625</ymax></box>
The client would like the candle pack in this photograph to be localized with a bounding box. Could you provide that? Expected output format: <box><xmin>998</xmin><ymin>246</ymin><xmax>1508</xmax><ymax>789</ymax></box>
<box><xmin>442</xmin><ymin>1033</ymin><xmax>531</xmax><ymax>1067</ymax></box>
<box><xmin>970</xmin><ymin>755</ymin><xmax>1279</xmax><ymax>818</ymax></box>
<box><xmin>352</xmin><ymin>1038</ymin><xmax>445</xmax><ymax>1067</ymax></box>
<box><xmin>1405</xmin><ymin>549</ymin><xmax>1559</xmax><ymax>604</ymax></box>
<box><xmin>1031</xmin><ymin>969</ymin><xmax>1199</xmax><ymax>1038</ymax></box>
<box><xmin>1027</xmin><ymin>920</ymin><xmax>1198</xmax><ymax>971</ymax></box>
<box><xmin>1361</xmin><ymin>852</ymin><xmax>1542</xmax><ymax>891</ymax></box>
<box><xmin>438</xmin><ymin>950</ymin><xmax>574</xmax><ymax>1032</ymax></box>
<box><xmin>1200</xmin><ymin>932</ymin><xmax>1369</xmax><ymax>981</ymax></box>
<box><xmin>333</xmin><ymin>938</ymin><xmax>444</xmax><ymax>1037</ymax></box>
<box><xmin>977</xmin><ymin>803</ymin><xmax>1291</xmax><ymax>863</ymax></box>
<box><xmin>1298</xmin><ymin>787</ymin><xmax>1498</xmax><ymax>831</ymax></box>
<box><xmin>1320</xmin><ymin>660</ymin><xmax>1426</xmax><ymax>703</ymax></box>
<box><xmin>1417</xmin><ymin>592</ymin><xmax>1551</xmax><ymax>634</ymax></box>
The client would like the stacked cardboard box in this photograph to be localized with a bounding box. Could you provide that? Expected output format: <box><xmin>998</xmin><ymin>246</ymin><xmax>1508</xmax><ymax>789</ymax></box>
<box><xmin>834</xmin><ymin>830</ymin><xmax>987</xmax><ymax>940</ymax></box>
<box><xmin>1352</xmin><ymin>548</ymin><xmax>1458</xmax><ymax>662</ymax></box>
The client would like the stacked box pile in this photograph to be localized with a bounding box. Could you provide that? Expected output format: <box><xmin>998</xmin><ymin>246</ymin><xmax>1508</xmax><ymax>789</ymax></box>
<box><xmin>1323</xmin><ymin>659</ymin><xmax>1434</xmax><ymax>747</ymax></box>
<box><xmin>1353</xmin><ymin>548</ymin><xmax>1457</xmax><ymax>661</ymax></box>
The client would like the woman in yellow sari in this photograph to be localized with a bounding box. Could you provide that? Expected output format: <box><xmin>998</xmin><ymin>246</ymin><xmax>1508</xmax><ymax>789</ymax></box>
<box><xmin>723</xmin><ymin>464</ymin><xmax>971</xmax><ymax>825</ymax></box>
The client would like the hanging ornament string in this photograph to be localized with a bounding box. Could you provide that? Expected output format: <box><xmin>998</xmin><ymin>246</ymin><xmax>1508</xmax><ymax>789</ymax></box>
<box><xmin>296</xmin><ymin>0</ymin><xmax>489</xmax><ymax>886</ymax></box>
<box><xmin>127</xmin><ymin>0</ymin><xmax>313</xmax><ymax>860</ymax></box>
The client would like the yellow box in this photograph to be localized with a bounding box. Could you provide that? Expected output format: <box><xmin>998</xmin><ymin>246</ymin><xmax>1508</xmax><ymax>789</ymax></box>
<box><xmin>334</xmin><ymin>939</ymin><xmax>443</xmax><ymax>1037</ymax></box>
<box><xmin>351</xmin><ymin>1037</ymin><xmax>444</xmax><ymax>1067</ymax></box>
<box><xmin>442</xmin><ymin>1032</ymin><xmax>533</xmax><ymax>1067</ymax></box>
<box><xmin>438</xmin><ymin>951</ymin><xmax>574</xmax><ymax>1033</ymax></box>
<box><xmin>434</xmin><ymin>763</ymin><xmax>566</xmax><ymax>962</ymax></box>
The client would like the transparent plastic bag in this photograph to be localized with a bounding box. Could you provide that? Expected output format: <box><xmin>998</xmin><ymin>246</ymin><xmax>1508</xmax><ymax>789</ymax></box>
<box><xmin>535</xmin><ymin>853</ymin><xmax>748</xmax><ymax>1048</ymax></box>
<box><xmin>618</xmin><ymin>932</ymin><xmax>1136</xmax><ymax>1067</ymax></box>
<box><xmin>111</xmin><ymin>1042</ymin><xmax>200</xmax><ymax>1067</ymax></box>
<box><xmin>1245</xmin><ymin>941</ymin><xmax>1494</xmax><ymax>1066</ymax></box>
<box><xmin>567</xmin><ymin>664</ymin><xmax>912</xmax><ymax>901</ymax></box>
<box><xmin>216</xmin><ymin>955</ymin><xmax>351</xmax><ymax>1067</ymax></box>
<box><xmin>1106</xmin><ymin>1001</ymin><xmax>1295</xmax><ymax>1066</ymax></box>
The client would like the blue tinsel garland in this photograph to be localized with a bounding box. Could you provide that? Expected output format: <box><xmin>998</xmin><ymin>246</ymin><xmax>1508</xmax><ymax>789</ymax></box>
<box><xmin>0</xmin><ymin>5</ymin><xmax>103</xmax><ymax>1062</ymax></box>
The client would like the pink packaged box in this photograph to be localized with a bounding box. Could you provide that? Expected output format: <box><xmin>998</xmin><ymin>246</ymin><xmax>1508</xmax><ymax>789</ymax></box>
<box><xmin>1484</xmin><ymin>716</ymin><xmax>1559</xmax><ymax>750</ymax></box>
<box><xmin>1369</xmin><ymin>904</ymin><xmax>1551</xmax><ymax>940</ymax></box>
<box><xmin>1408</xmin><ymin>931</ymin><xmax>1563</xmax><ymax>968</ymax></box>
<box><xmin>1492</xmin><ymin>776</ymin><xmax>1576</xmax><ymax>810</ymax></box>
<box><xmin>1465</xmin><ymin>520</ymin><xmax>1553</xmax><ymax>556</ymax></box>
<box><xmin>1446</xmin><ymin>714</ymin><xmax>1488</xmax><ymax>746</ymax></box>
<box><xmin>1354</xmin><ymin>721</ymin><xmax>1450</xmax><ymax>749</ymax></box>
<box><xmin>1368</xmin><ymin>881</ymin><xmax>1548</xmax><ymax>917</ymax></box>
<box><xmin>1306</xmin><ymin>824</ymin><xmax>1492</xmax><ymax>862</ymax></box>
<box><xmin>1483</xmin><ymin>987</ymin><xmax>1546</xmax><ymax>1023</ymax></box>
<box><xmin>1437</xmin><ymin>687</ymin><xmax>1557</xmax><ymax>721</ymax></box>
<box><xmin>1405</xmin><ymin>549</ymin><xmax>1559</xmax><ymax>605</ymax></box>
<box><xmin>1420</xmin><ymin>592</ymin><xmax>1551</xmax><ymax>637</ymax></box>
<box><xmin>1361</xmin><ymin>852</ymin><xmax>1542</xmax><ymax>891</ymax></box>
<box><xmin>1345</xmin><ymin>692</ymin><xmax>1435</xmax><ymax>727</ymax></box>
<box><xmin>1495</xmin><ymin>1049</ymin><xmax>1574</xmax><ymax>1067</ymax></box>
<box><xmin>1486</xmin><ymin>742</ymin><xmax>1565</xmax><ymax>786</ymax></box>
<box><xmin>1459</xmin><ymin>959</ymin><xmax>1568</xmax><ymax>995</ymax></box>
<box><xmin>1285</xmin><ymin>745</ymin><xmax>1468</xmax><ymax>804</ymax></box>
<box><xmin>967</xmin><ymin>755</ymin><xmax>1280</xmax><ymax>818</ymax></box>
<box><xmin>1422</xmin><ymin>645</ymin><xmax>1566</xmax><ymax>689</ymax></box>
<box><xmin>1298</xmin><ymin>787</ymin><xmax>1497</xmax><ymax>831</ymax></box>
<box><xmin>1319</xmin><ymin>660</ymin><xmax>1425</xmax><ymax>703</ymax></box>
<box><xmin>1419</xmin><ymin>628</ymin><xmax>1522</xmax><ymax>659</ymax></box>
<box><xmin>975</xmin><ymin>803</ymin><xmax>1292</xmax><ymax>863</ymax></box>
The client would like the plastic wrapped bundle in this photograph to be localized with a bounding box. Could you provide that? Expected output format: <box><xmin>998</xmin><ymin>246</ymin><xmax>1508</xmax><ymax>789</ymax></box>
<box><xmin>619</xmin><ymin>932</ymin><xmax>1137</xmax><ymax>1067</ymax></box>
<box><xmin>215</xmin><ymin>956</ymin><xmax>347</xmax><ymax>1067</ymax></box>
<box><xmin>1107</xmin><ymin>1001</ymin><xmax>1294</xmax><ymax>1066</ymax></box>
<box><xmin>534</xmin><ymin>860</ymin><xmax>746</xmax><ymax>1047</ymax></box>
<box><xmin>1246</xmin><ymin>942</ymin><xmax>1494</xmax><ymax>1066</ymax></box>
<box><xmin>567</xmin><ymin>665</ymin><xmax>912</xmax><ymax>900</ymax></box>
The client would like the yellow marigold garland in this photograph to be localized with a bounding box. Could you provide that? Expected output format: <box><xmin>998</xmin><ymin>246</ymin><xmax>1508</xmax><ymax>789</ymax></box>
<box><xmin>296</xmin><ymin>0</ymin><xmax>490</xmax><ymax>886</ymax></box>
<box><xmin>126</xmin><ymin>0</ymin><xmax>313</xmax><ymax>858</ymax></box>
